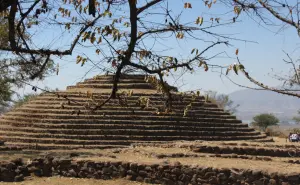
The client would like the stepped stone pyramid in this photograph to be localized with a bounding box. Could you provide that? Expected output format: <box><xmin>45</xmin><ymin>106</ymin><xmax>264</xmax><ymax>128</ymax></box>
<box><xmin>0</xmin><ymin>74</ymin><xmax>268</xmax><ymax>149</ymax></box>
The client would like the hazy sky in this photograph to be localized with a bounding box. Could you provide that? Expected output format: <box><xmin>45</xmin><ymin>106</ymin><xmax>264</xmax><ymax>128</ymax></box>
<box><xmin>19</xmin><ymin>0</ymin><xmax>300</xmax><ymax>96</ymax></box>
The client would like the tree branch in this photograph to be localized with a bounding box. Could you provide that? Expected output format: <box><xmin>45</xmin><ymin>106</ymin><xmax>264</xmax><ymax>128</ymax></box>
<box><xmin>137</xmin><ymin>0</ymin><xmax>164</xmax><ymax>15</ymax></box>
<box><xmin>237</xmin><ymin>58</ymin><xmax>300</xmax><ymax>98</ymax></box>
<box><xmin>257</xmin><ymin>0</ymin><xmax>299</xmax><ymax>30</ymax></box>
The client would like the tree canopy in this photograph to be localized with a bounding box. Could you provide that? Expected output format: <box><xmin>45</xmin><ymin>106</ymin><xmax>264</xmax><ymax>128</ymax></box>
<box><xmin>251</xmin><ymin>113</ymin><xmax>279</xmax><ymax>131</ymax></box>
<box><xmin>293</xmin><ymin>110</ymin><xmax>300</xmax><ymax>124</ymax></box>
<box><xmin>0</xmin><ymin>0</ymin><xmax>300</xmax><ymax>110</ymax></box>
<box><xmin>0</xmin><ymin>16</ymin><xmax>55</xmax><ymax>107</ymax></box>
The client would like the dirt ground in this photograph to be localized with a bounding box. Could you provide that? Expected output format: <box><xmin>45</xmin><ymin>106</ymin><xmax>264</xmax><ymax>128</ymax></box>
<box><xmin>0</xmin><ymin>137</ymin><xmax>300</xmax><ymax>185</ymax></box>
<box><xmin>1</xmin><ymin>138</ymin><xmax>300</xmax><ymax>174</ymax></box>
<box><xmin>0</xmin><ymin>177</ymin><xmax>148</xmax><ymax>185</ymax></box>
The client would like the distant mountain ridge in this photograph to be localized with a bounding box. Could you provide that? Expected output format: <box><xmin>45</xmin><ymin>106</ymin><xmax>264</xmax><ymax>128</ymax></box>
<box><xmin>228</xmin><ymin>89</ymin><xmax>300</xmax><ymax>122</ymax></box>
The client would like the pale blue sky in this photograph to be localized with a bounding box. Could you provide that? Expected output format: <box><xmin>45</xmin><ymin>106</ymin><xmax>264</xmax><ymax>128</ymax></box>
<box><xmin>19</xmin><ymin>0</ymin><xmax>300</xmax><ymax>95</ymax></box>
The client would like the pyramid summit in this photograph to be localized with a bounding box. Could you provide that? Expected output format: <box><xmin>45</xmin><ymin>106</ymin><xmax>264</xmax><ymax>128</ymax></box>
<box><xmin>0</xmin><ymin>74</ymin><xmax>269</xmax><ymax>149</ymax></box>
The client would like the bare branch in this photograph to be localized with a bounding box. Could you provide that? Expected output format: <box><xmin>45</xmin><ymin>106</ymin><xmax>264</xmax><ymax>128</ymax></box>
<box><xmin>137</xmin><ymin>0</ymin><xmax>164</xmax><ymax>15</ymax></box>
<box><xmin>258</xmin><ymin>0</ymin><xmax>300</xmax><ymax>30</ymax></box>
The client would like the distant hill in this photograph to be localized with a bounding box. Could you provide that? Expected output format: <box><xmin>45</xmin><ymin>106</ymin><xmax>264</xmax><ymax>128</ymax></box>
<box><xmin>229</xmin><ymin>89</ymin><xmax>300</xmax><ymax>122</ymax></box>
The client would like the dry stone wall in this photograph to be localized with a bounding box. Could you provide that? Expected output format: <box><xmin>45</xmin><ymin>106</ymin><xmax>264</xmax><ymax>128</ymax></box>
<box><xmin>0</xmin><ymin>157</ymin><xmax>299</xmax><ymax>185</ymax></box>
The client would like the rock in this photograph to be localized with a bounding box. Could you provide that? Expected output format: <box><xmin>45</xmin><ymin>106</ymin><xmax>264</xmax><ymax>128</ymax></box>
<box><xmin>182</xmin><ymin>167</ymin><xmax>194</xmax><ymax>176</ymax></box>
<box><xmin>12</xmin><ymin>158</ymin><xmax>23</xmax><ymax>166</ymax></box>
<box><xmin>252</xmin><ymin>170</ymin><xmax>263</xmax><ymax>178</ymax></box>
<box><xmin>102</xmin><ymin>175</ymin><xmax>111</xmax><ymax>180</ymax></box>
<box><xmin>229</xmin><ymin>172</ymin><xmax>244</xmax><ymax>182</ymax></box>
<box><xmin>6</xmin><ymin>162</ymin><xmax>16</xmax><ymax>171</ymax></box>
<box><xmin>173</xmin><ymin>161</ymin><xmax>182</xmax><ymax>166</ymax></box>
<box><xmin>170</xmin><ymin>174</ymin><xmax>177</xmax><ymax>181</ymax></box>
<box><xmin>129</xmin><ymin>163</ymin><xmax>138</xmax><ymax>171</ymax></box>
<box><xmin>14</xmin><ymin>174</ymin><xmax>24</xmax><ymax>182</ymax></box>
<box><xmin>161</xmin><ymin>177</ymin><xmax>173</xmax><ymax>185</ymax></box>
<box><xmin>83</xmin><ymin>161</ymin><xmax>94</xmax><ymax>168</ymax></box>
<box><xmin>145</xmin><ymin>166</ymin><xmax>152</xmax><ymax>172</ymax></box>
<box><xmin>78</xmin><ymin>171</ymin><xmax>86</xmax><ymax>178</ymax></box>
<box><xmin>178</xmin><ymin>173</ymin><xmax>190</xmax><ymax>182</ymax></box>
<box><xmin>156</xmin><ymin>154</ymin><xmax>166</xmax><ymax>159</ymax></box>
<box><xmin>0</xmin><ymin>168</ymin><xmax>15</xmax><ymax>182</ymax></box>
<box><xmin>144</xmin><ymin>178</ymin><xmax>152</xmax><ymax>183</ymax></box>
<box><xmin>52</xmin><ymin>158</ymin><xmax>60</xmax><ymax>167</ymax></box>
<box><xmin>126</xmin><ymin>175</ymin><xmax>135</xmax><ymax>181</ymax></box>
<box><xmin>252</xmin><ymin>180</ymin><xmax>264</xmax><ymax>185</ymax></box>
<box><xmin>171</xmin><ymin>167</ymin><xmax>181</xmax><ymax>175</ymax></box>
<box><xmin>111</xmin><ymin>171</ymin><xmax>120</xmax><ymax>178</ymax></box>
<box><xmin>286</xmin><ymin>173</ymin><xmax>299</xmax><ymax>182</ymax></box>
<box><xmin>136</xmin><ymin>176</ymin><xmax>144</xmax><ymax>182</ymax></box>
<box><xmin>217</xmin><ymin>173</ymin><xmax>228</xmax><ymax>181</ymax></box>
<box><xmin>112</xmin><ymin>149</ymin><xmax>121</xmax><ymax>154</ymax></box>
<box><xmin>17</xmin><ymin>166</ymin><xmax>29</xmax><ymax>176</ymax></box>
<box><xmin>69</xmin><ymin>153</ymin><xmax>80</xmax><ymax>157</ymax></box>
<box><xmin>33</xmin><ymin>169</ymin><xmax>43</xmax><ymax>177</ymax></box>
<box><xmin>269</xmin><ymin>172</ymin><xmax>279</xmax><ymax>180</ymax></box>
<box><xmin>209</xmin><ymin>176</ymin><xmax>218</xmax><ymax>184</ymax></box>
<box><xmin>197</xmin><ymin>178</ymin><xmax>208</xmax><ymax>183</ymax></box>
<box><xmin>138</xmin><ymin>170</ymin><xmax>148</xmax><ymax>177</ymax></box>
<box><xmin>281</xmin><ymin>182</ymin><xmax>289</xmax><ymax>185</ymax></box>
<box><xmin>137</xmin><ymin>164</ymin><xmax>145</xmax><ymax>171</ymax></box>
<box><xmin>204</xmin><ymin>172</ymin><xmax>216</xmax><ymax>179</ymax></box>
<box><xmin>80</xmin><ymin>166</ymin><xmax>88</xmax><ymax>172</ymax></box>
<box><xmin>42</xmin><ymin>163</ymin><xmax>52</xmax><ymax>177</ymax></box>
<box><xmin>119</xmin><ymin>166</ymin><xmax>127</xmax><ymax>177</ymax></box>
<box><xmin>268</xmin><ymin>179</ymin><xmax>277</xmax><ymax>185</ymax></box>
<box><xmin>263</xmin><ymin>157</ymin><xmax>272</xmax><ymax>161</ymax></box>
<box><xmin>177</xmin><ymin>181</ymin><xmax>185</xmax><ymax>185</ymax></box>
<box><xmin>68</xmin><ymin>169</ymin><xmax>77</xmax><ymax>177</ymax></box>
<box><xmin>127</xmin><ymin>170</ymin><xmax>137</xmax><ymax>176</ymax></box>
<box><xmin>88</xmin><ymin>167</ymin><xmax>95</xmax><ymax>174</ymax></box>
<box><xmin>150</xmin><ymin>164</ymin><xmax>159</xmax><ymax>169</ymax></box>
<box><xmin>102</xmin><ymin>167</ymin><xmax>112</xmax><ymax>175</ymax></box>
<box><xmin>191</xmin><ymin>174</ymin><xmax>197</xmax><ymax>183</ymax></box>
<box><xmin>92</xmin><ymin>172</ymin><xmax>100</xmax><ymax>179</ymax></box>
<box><xmin>15</xmin><ymin>168</ymin><xmax>21</xmax><ymax>175</ymax></box>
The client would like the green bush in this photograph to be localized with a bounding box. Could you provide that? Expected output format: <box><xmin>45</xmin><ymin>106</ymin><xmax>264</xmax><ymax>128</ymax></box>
<box><xmin>251</xmin><ymin>113</ymin><xmax>279</xmax><ymax>132</ymax></box>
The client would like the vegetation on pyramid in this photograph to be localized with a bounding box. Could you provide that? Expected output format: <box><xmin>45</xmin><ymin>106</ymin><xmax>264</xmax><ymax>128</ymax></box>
<box><xmin>0</xmin><ymin>74</ymin><xmax>268</xmax><ymax>149</ymax></box>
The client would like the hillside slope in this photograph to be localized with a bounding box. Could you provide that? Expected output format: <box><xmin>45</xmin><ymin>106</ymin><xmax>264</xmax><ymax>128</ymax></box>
<box><xmin>229</xmin><ymin>89</ymin><xmax>300</xmax><ymax>121</ymax></box>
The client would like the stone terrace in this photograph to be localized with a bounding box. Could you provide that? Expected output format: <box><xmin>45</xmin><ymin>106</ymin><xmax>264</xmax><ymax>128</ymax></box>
<box><xmin>0</xmin><ymin>74</ymin><xmax>270</xmax><ymax>149</ymax></box>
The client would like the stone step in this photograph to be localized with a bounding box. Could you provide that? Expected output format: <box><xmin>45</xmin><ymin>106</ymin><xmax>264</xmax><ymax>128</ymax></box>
<box><xmin>2</xmin><ymin>114</ymin><xmax>242</xmax><ymax>123</ymax></box>
<box><xmin>0</xmin><ymin>124</ymin><xmax>256</xmax><ymax>133</ymax></box>
<box><xmin>41</xmin><ymin>92</ymin><xmax>206</xmax><ymax>100</ymax></box>
<box><xmin>192</xmin><ymin>144</ymin><xmax>296</xmax><ymax>157</ymax></box>
<box><xmin>22</xmin><ymin>101</ymin><xmax>219</xmax><ymax>109</ymax></box>
<box><xmin>5</xmin><ymin>112</ymin><xmax>237</xmax><ymax>120</ymax></box>
<box><xmin>14</xmin><ymin>108</ymin><xmax>231</xmax><ymax>116</ymax></box>
<box><xmin>34</xmin><ymin>96</ymin><xmax>207</xmax><ymax>105</ymax></box>
<box><xmin>21</xmin><ymin>104</ymin><xmax>225</xmax><ymax>112</ymax></box>
<box><xmin>0</xmin><ymin>119</ymin><xmax>249</xmax><ymax>128</ymax></box>
<box><xmin>0</xmin><ymin>130</ymin><xmax>261</xmax><ymax>141</ymax></box>
<box><xmin>5</xmin><ymin>142</ymin><xmax>128</xmax><ymax>150</ymax></box>
<box><xmin>1</xmin><ymin>135</ymin><xmax>267</xmax><ymax>145</ymax></box>
<box><xmin>22</xmin><ymin>103</ymin><xmax>224</xmax><ymax>112</ymax></box>
<box><xmin>31</xmin><ymin>98</ymin><xmax>208</xmax><ymax>107</ymax></box>
<box><xmin>92</xmin><ymin>74</ymin><xmax>150</xmax><ymax>80</ymax></box>
<box><xmin>83</xmin><ymin>79</ymin><xmax>147</xmax><ymax>84</ymax></box>
<box><xmin>66</xmin><ymin>83</ymin><xmax>155</xmax><ymax>90</ymax></box>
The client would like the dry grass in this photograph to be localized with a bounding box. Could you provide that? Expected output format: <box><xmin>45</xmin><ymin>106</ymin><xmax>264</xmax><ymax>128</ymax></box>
<box><xmin>0</xmin><ymin>177</ymin><xmax>148</xmax><ymax>185</ymax></box>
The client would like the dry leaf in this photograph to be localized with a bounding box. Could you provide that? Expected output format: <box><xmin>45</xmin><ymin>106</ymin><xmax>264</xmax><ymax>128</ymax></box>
<box><xmin>235</xmin><ymin>49</ymin><xmax>239</xmax><ymax>55</ymax></box>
